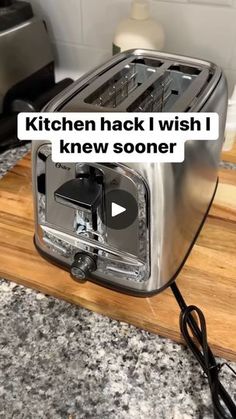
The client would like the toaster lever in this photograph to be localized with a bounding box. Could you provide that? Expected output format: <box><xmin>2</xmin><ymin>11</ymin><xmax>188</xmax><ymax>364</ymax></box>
<box><xmin>54</xmin><ymin>178</ymin><xmax>102</xmax><ymax>212</ymax></box>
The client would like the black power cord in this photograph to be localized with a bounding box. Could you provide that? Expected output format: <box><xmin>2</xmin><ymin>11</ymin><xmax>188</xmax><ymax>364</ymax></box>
<box><xmin>170</xmin><ymin>281</ymin><xmax>236</xmax><ymax>419</ymax></box>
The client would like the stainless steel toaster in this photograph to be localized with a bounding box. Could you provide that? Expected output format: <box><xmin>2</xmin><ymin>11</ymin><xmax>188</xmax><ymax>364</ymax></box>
<box><xmin>32</xmin><ymin>49</ymin><xmax>228</xmax><ymax>296</ymax></box>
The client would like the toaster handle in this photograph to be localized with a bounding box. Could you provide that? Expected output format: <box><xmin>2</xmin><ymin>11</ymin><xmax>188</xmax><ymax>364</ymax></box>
<box><xmin>54</xmin><ymin>178</ymin><xmax>102</xmax><ymax>212</ymax></box>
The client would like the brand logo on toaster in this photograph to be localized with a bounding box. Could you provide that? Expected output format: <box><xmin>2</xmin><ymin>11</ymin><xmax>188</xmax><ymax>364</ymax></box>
<box><xmin>55</xmin><ymin>163</ymin><xmax>71</xmax><ymax>171</ymax></box>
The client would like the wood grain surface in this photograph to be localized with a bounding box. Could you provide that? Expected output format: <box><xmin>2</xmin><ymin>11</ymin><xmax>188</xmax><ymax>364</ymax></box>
<box><xmin>0</xmin><ymin>152</ymin><xmax>236</xmax><ymax>361</ymax></box>
<box><xmin>222</xmin><ymin>141</ymin><xmax>236</xmax><ymax>163</ymax></box>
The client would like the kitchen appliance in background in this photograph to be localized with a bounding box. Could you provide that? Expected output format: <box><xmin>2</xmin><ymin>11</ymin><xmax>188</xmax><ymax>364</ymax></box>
<box><xmin>32</xmin><ymin>49</ymin><xmax>227</xmax><ymax>296</ymax></box>
<box><xmin>0</xmin><ymin>0</ymin><xmax>73</xmax><ymax>152</ymax></box>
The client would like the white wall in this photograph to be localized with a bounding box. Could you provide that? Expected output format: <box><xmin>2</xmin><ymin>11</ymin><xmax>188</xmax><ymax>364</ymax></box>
<box><xmin>30</xmin><ymin>0</ymin><xmax>236</xmax><ymax>94</ymax></box>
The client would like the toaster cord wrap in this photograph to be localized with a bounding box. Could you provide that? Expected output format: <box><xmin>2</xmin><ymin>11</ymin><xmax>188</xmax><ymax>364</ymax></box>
<box><xmin>170</xmin><ymin>282</ymin><xmax>236</xmax><ymax>419</ymax></box>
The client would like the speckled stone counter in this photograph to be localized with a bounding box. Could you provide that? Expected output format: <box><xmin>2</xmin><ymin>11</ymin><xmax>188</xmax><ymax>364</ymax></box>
<box><xmin>0</xmin><ymin>146</ymin><xmax>236</xmax><ymax>419</ymax></box>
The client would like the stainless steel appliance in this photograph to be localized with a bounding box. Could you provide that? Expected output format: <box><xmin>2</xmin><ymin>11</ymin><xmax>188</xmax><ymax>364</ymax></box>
<box><xmin>32</xmin><ymin>49</ymin><xmax>228</xmax><ymax>296</ymax></box>
<box><xmin>0</xmin><ymin>0</ymin><xmax>73</xmax><ymax>151</ymax></box>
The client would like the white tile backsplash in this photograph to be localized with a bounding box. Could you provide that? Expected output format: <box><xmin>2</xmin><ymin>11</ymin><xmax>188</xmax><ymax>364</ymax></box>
<box><xmin>229</xmin><ymin>38</ymin><xmax>236</xmax><ymax>71</ymax></box>
<box><xmin>30</xmin><ymin>0</ymin><xmax>83</xmax><ymax>44</ymax></box>
<box><xmin>52</xmin><ymin>41</ymin><xmax>111</xmax><ymax>73</ymax></box>
<box><xmin>151</xmin><ymin>2</ymin><xmax>236</xmax><ymax>69</ymax></box>
<box><xmin>189</xmin><ymin>0</ymin><xmax>232</xmax><ymax>5</ymax></box>
<box><xmin>29</xmin><ymin>0</ymin><xmax>236</xmax><ymax>92</ymax></box>
<box><xmin>224</xmin><ymin>69</ymin><xmax>236</xmax><ymax>94</ymax></box>
<box><xmin>82</xmin><ymin>0</ymin><xmax>131</xmax><ymax>49</ymax></box>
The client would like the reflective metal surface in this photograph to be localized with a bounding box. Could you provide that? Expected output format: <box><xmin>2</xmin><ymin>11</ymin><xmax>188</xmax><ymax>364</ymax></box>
<box><xmin>41</xmin><ymin>49</ymin><xmax>222</xmax><ymax>114</ymax></box>
<box><xmin>32</xmin><ymin>50</ymin><xmax>228</xmax><ymax>295</ymax></box>
<box><xmin>33</xmin><ymin>147</ymin><xmax>150</xmax><ymax>288</ymax></box>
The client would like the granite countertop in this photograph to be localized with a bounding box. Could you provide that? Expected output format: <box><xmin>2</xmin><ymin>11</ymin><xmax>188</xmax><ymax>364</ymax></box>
<box><xmin>0</xmin><ymin>146</ymin><xmax>236</xmax><ymax>419</ymax></box>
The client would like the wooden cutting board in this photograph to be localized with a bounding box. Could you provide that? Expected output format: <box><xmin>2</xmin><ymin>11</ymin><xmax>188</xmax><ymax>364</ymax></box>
<box><xmin>222</xmin><ymin>141</ymin><xmax>236</xmax><ymax>164</ymax></box>
<box><xmin>0</xmin><ymin>153</ymin><xmax>236</xmax><ymax>361</ymax></box>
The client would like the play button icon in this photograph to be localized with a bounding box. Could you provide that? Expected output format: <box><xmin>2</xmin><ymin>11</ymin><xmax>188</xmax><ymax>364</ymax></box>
<box><xmin>105</xmin><ymin>189</ymin><xmax>138</xmax><ymax>230</ymax></box>
<box><xmin>112</xmin><ymin>202</ymin><xmax>126</xmax><ymax>218</ymax></box>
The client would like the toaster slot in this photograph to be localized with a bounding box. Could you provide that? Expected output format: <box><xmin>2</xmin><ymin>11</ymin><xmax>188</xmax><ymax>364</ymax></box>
<box><xmin>126</xmin><ymin>66</ymin><xmax>209</xmax><ymax>112</ymax></box>
<box><xmin>85</xmin><ymin>61</ymin><xmax>158</xmax><ymax>108</ymax></box>
<box><xmin>127</xmin><ymin>73</ymin><xmax>173</xmax><ymax>112</ymax></box>
<box><xmin>84</xmin><ymin>56</ymin><xmax>168</xmax><ymax>109</ymax></box>
<box><xmin>84</xmin><ymin>57</ymin><xmax>209</xmax><ymax>112</ymax></box>
<box><xmin>85</xmin><ymin>63</ymin><xmax>139</xmax><ymax>108</ymax></box>
<box><xmin>170</xmin><ymin>68</ymin><xmax>211</xmax><ymax>111</ymax></box>
<box><xmin>59</xmin><ymin>50</ymin><xmax>218</xmax><ymax>114</ymax></box>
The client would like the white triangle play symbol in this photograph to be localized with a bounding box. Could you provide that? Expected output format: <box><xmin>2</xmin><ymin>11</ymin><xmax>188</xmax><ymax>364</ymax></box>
<box><xmin>111</xmin><ymin>202</ymin><xmax>126</xmax><ymax>218</ymax></box>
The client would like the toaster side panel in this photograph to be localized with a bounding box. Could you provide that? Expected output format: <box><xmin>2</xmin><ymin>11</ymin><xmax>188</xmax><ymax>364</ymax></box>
<box><xmin>126</xmin><ymin>72</ymin><xmax>228</xmax><ymax>294</ymax></box>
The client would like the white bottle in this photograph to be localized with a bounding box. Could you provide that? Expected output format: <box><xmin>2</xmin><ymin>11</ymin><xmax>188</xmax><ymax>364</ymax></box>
<box><xmin>113</xmin><ymin>0</ymin><xmax>165</xmax><ymax>55</ymax></box>
<box><xmin>223</xmin><ymin>85</ymin><xmax>236</xmax><ymax>151</ymax></box>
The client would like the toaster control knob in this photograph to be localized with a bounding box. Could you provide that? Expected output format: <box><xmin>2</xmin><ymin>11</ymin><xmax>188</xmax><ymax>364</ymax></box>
<box><xmin>71</xmin><ymin>253</ymin><xmax>96</xmax><ymax>282</ymax></box>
